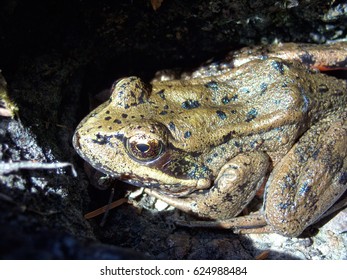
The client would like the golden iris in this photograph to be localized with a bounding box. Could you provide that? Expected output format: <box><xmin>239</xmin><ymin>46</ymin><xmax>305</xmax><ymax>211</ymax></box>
<box><xmin>125</xmin><ymin>135</ymin><xmax>164</xmax><ymax>162</ymax></box>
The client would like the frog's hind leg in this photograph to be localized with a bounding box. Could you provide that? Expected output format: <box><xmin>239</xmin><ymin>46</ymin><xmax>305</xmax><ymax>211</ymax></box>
<box><xmin>261</xmin><ymin>109</ymin><xmax>347</xmax><ymax>237</ymax></box>
<box><xmin>174</xmin><ymin>109</ymin><xmax>347</xmax><ymax>237</ymax></box>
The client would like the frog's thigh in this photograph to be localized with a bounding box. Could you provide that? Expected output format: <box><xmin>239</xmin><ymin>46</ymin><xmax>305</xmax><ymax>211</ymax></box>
<box><xmin>145</xmin><ymin>152</ymin><xmax>269</xmax><ymax>220</ymax></box>
<box><xmin>264</xmin><ymin>111</ymin><xmax>347</xmax><ymax>237</ymax></box>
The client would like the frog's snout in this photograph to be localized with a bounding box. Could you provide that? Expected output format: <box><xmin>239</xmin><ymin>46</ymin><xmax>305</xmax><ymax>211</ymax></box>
<box><xmin>72</xmin><ymin>131</ymin><xmax>80</xmax><ymax>152</ymax></box>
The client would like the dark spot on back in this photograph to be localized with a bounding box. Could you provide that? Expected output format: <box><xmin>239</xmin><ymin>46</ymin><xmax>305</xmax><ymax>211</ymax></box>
<box><xmin>222</xmin><ymin>96</ymin><xmax>230</xmax><ymax>104</ymax></box>
<box><xmin>168</xmin><ymin>121</ymin><xmax>176</xmax><ymax>131</ymax></box>
<box><xmin>113</xmin><ymin>119</ymin><xmax>122</xmax><ymax>124</ymax></box>
<box><xmin>121</xmin><ymin>113</ymin><xmax>128</xmax><ymax>118</ymax></box>
<box><xmin>223</xmin><ymin>94</ymin><xmax>238</xmax><ymax>104</ymax></box>
<box><xmin>301</xmin><ymin>91</ymin><xmax>310</xmax><ymax>112</ymax></box>
<box><xmin>239</xmin><ymin>87</ymin><xmax>250</xmax><ymax>94</ymax></box>
<box><xmin>278</xmin><ymin>202</ymin><xmax>290</xmax><ymax>209</ymax></box>
<box><xmin>223</xmin><ymin>131</ymin><xmax>233</xmax><ymax>143</ymax></box>
<box><xmin>216</xmin><ymin>110</ymin><xmax>227</xmax><ymax>120</ymax></box>
<box><xmin>156</xmin><ymin>89</ymin><xmax>166</xmax><ymax>100</ymax></box>
<box><xmin>204</xmin><ymin>81</ymin><xmax>219</xmax><ymax>90</ymax></box>
<box><xmin>312</xmin><ymin>149</ymin><xmax>319</xmax><ymax>160</ymax></box>
<box><xmin>181</xmin><ymin>99</ymin><xmax>200</xmax><ymax>109</ymax></box>
<box><xmin>137</xmin><ymin>89</ymin><xmax>146</xmax><ymax>104</ymax></box>
<box><xmin>104</xmin><ymin>116</ymin><xmax>112</xmax><ymax>121</ymax></box>
<box><xmin>184</xmin><ymin>131</ymin><xmax>191</xmax><ymax>138</ymax></box>
<box><xmin>159</xmin><ymin>111</ymin><xmax>168</xmax><ymax>115</ymax></box>
<box><xmin>298</xmin><ymin>182</ymin><xmax>311</xmax><ymax>196</ymax></box>
<box><xmin>339</xmin><ymin>172</ymin><xmax>347</xmax><ymax>185</ymax></box>
<box><xmin>260</xmin><ymin>54</ymin><xmax>269</xmax><ymax>60</ymax></box>
<box><xmin>250</xmin><ymin>140</ymin><xmax>259</xmax><ymax>148</ymax></box>
<box><xmin>245</xmin><ymin>108</ymin><xmax>258</xmax><ymax>122</ymax></box>
<box><xmin>260</xmin><ymin>82</ymin><xmax>268</xmax><ymax>94</ymax></box>
<box><xmin>225</xmin><ymin>194</ymin><xmax>234</xmax><ymax>202</ymax></box>
<box><xmin>271</xmin><ymin>60</ymin><xmax>285</xmax><ymax>74</ymax></box>
<box><xmin>299</xmin><ymin>52</ymin><xmax>315</xmax><ymax>67</ymax></box>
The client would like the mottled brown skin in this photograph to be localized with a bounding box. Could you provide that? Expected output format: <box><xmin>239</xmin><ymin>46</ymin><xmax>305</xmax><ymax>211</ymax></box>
<box><xmin>73</xmin><ymin>42</ymin><xmax>347</xmax><ymax>237</ymax></box>
<box><xmin>0</xmin><ymin>72</ymin><xmax>18</xmax><ymax>118</ymax></box>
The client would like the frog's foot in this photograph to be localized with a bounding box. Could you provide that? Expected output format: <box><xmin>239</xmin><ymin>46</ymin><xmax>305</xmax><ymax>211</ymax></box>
<box><xmin>263</xmin><ymin>109</ymin><xmax>347</xmax><ymax>237</ymax></box>
<box><xmin>145</xmin><ymin>152</ymin><xmax>270</xmax><ymax>220</ymax></box>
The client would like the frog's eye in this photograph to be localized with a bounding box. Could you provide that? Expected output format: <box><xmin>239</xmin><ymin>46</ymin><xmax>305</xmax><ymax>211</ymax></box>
<box><xmin>125</xmin><ymin>135</ymin><xmax>164</xmax><ymax>162</ymax></box>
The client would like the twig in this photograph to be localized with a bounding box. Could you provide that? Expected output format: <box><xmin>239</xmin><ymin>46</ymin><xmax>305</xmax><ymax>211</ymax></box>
<box><xmin>0</xmin><ymin>161</ymin><xmax>77</xmax><ymax>177</ymax></box>
<box><xmin>84</xmin><ymin>198</ymin><xmax>129</xmax><ymax>219</ymax></box>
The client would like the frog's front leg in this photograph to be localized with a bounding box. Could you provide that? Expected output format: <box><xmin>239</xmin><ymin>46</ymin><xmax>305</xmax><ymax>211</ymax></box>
<box><xmin>144</xmin><ymin>152</ymin><xmax>270</xmax><ymax>220</ymax></box>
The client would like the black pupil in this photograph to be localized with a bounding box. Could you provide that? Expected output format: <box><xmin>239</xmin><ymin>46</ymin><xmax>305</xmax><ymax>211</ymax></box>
<box><xmin>136</xmin><ymin>143</ymin><xmax>150</xmax><ymax>153</ymax></box>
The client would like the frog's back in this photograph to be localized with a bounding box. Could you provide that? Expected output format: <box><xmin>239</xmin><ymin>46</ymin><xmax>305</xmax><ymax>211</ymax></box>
<box><xmin>150</xmin><ymin>58</ymin><xmax>311</xmax><ymax>152</ymax></box>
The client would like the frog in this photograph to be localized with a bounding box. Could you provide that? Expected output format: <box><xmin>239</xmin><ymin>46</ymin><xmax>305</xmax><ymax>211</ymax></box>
<box><xmin>73</xmin><ymin>42</ymin><xmax>347</xmax><ymax>237</ymax></box>
<box><xmin>0</xmin><ymin>71</ymin><xmax>18</xmax><ymax>118</ymax></box>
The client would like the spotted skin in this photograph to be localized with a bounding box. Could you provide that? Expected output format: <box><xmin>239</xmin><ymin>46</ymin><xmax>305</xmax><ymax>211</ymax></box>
<box><xmin>74</xmin><ymin>42</ymin><xmax>347</xmax><ymax>237</ymax></box>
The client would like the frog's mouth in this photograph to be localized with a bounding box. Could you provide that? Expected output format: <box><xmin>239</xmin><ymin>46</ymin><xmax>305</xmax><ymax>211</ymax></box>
<box><xmin>119</xmin><ymin>174</ymin><xmax>210</xmax><ymax>197</ymax></box>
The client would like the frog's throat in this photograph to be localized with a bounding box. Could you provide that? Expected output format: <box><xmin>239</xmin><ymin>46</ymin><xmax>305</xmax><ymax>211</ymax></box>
<box><xmin>119</xmin><ymin>174</ymin><xmax>211</xmax><ymax>197</ymax></box>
